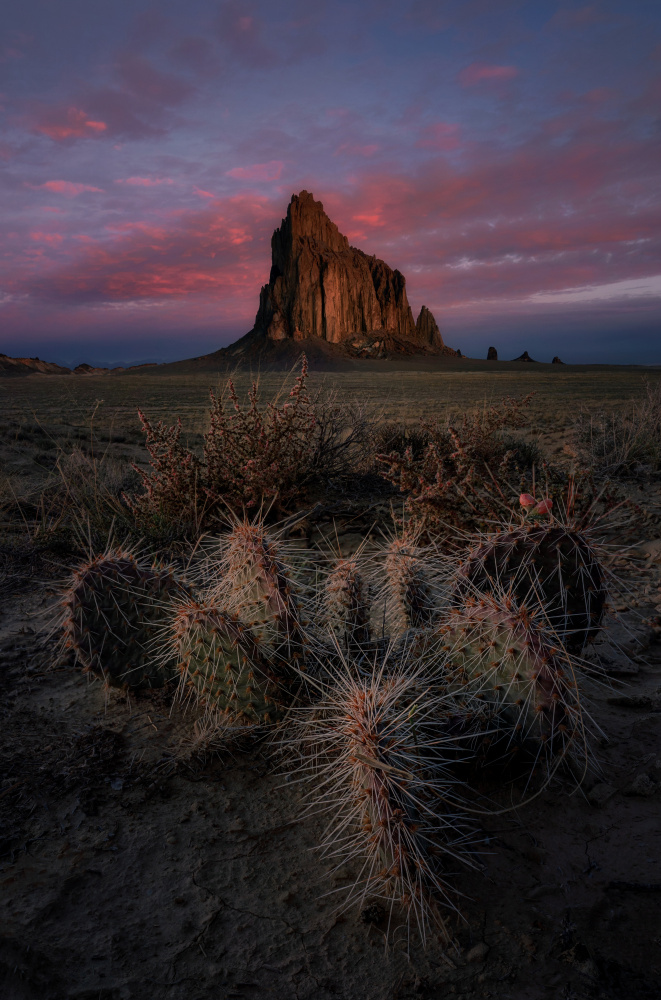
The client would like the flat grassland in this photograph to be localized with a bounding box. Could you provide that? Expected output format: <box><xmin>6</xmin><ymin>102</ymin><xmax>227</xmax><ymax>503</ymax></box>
<box><xmin>1</xmin><ymin>360</ymin><xmax>659</xmax><ymax>477</ymax></box>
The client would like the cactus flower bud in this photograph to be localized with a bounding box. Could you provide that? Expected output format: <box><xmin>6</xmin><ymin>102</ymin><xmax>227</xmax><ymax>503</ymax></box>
<box><xmin>519</xmin><ymin>493</ymin><xmax>536</xmax><ymax>508</ymax></box>
<box><xmin>533</xmin><ymin>498</ymin><xmax>553</xmax><ymax>514</ymax></box>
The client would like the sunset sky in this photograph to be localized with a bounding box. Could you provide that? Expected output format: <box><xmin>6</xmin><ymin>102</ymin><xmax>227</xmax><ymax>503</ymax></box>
<box><xmin>1</xmin><ymin>0</ymin><xmax>660</xmax><ymax>365</ymax></box>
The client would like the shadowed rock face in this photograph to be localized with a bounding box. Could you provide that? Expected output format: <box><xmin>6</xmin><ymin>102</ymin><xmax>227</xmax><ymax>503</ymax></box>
<box><xmin>250</xmin><ymin>191</ymin><xmax>444</xmax><ymax>352</ymax></box>
<box><xmin>415</xmin><ymin>305</ymin><xmax>445</xmax><ymax>350</ymax></box>
<box><xmin>487</xmin><ymin>346</ymin><xmax>498</xmax><ymax>360</ymax></box>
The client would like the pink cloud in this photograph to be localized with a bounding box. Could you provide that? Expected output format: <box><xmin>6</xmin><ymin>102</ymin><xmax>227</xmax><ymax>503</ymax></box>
<box><xmin>458</xmin><ymin>63</ymin><xmax>519</xmax><ymax>87</ymax></box>
<box><xmin>16</xmin><ymin>195</ymin><xmax>277</xmax><ymax>305</ymax></box>
<box><xmin>416</xmin><ymin>122</ymin><xmax>462</xmax><ymax>152</ymax></box>
<box><xmin>194</xmin><ymin>186</ymin><xmax>216</xmax><ymax>198</ymax></box>
<box><xmin>32</xmin><ymin>180</ymin><xmax>104</xmax><ymax>196</ymax></box>
<box><xmin>116</xmin><ymin>176</ymin><xmax>175</xmax><ymax>187</ymax></box>
<box><xmin>31</xmin><ymin>107</ymin><xmax>108</xmax><ymax>141</ymax></box>
<box><xmin>30</xmin><ymin>232</ymin><xmax>64</xmax><ymax>246</ymax></box>
<box><xmin>226</xmin><ymin>160</ymin><xmax>284</xmax><ymax>181</ymax></box>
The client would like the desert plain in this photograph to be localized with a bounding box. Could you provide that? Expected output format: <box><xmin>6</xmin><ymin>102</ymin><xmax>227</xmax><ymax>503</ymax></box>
<box><xmin>1</xmin><ymin>357</ymin><xmax>661</xmax><ymax>1000</ymax></box>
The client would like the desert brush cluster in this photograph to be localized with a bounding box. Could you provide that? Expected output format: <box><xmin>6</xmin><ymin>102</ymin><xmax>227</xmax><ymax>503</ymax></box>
<box><xmin>59</xmin><ymin>486</ymin><xmax>622</xmax><ymax>950</ymax></box>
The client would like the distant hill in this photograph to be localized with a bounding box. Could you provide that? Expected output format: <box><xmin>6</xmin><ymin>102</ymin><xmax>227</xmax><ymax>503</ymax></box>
<box><xmin>0</xmin><ymin>353</ymin><xmax>159</xmax><ymax>377</ymax></box>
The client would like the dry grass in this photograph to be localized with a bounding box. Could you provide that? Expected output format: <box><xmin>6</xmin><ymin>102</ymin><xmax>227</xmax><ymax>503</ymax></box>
<box><xmin>0</xmin><ymin>361</ymin><xmax>658</xmax><ymax>552</ymax></box>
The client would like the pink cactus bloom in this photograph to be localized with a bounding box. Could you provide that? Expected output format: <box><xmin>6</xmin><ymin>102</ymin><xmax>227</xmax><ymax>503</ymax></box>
<box><xmin>533</xmin><ymin>498</ymin><xmax>553</xmax><ymax>514</ymax></box>
<box><xmin>519</xmin><ymin>493</ymin><xmax>536</xmax><ymax>507</ymax></box>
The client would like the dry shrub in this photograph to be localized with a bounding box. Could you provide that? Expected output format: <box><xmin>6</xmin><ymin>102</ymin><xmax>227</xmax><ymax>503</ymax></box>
<box><xmin>376</xmin><ymin>394</ymin><xmax>538</xmax><ymax>538</ymax></box>
<box><xmin>125</xmin><ymin>356</ymin><xmax>370</xmax><ymax>538</ymax></box>
<box><xmin>574</xmin><ymin>380</ymin><xmax>661</xmax><ymax>477</ymax></box>
<box><xmin>370</xmin><ymin>422</ymin><xmax>431</xmax><ymax>463</ymax></box>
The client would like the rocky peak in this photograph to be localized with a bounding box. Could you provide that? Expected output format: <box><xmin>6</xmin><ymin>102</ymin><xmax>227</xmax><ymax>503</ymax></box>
<box><xmin>415</xmin><ymin>306</ymin><xmax>444</xmax><ymax>350</ymax></box>
<box><xmin>247</xmin><ymin>191</ymin><xmax>451</xmax><ymax>355</ymax></box>
<box><xmin>273</xmin><ymin>190</ymin><xmax>349</xmax><ymax>264</ymax></box>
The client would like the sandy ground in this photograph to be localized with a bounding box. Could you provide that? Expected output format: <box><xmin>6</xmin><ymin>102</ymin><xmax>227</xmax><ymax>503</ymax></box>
<box><xmin>1</xmin><ymin>516</ymin><xmax>661</xmax><ymax>1000</ymax></box>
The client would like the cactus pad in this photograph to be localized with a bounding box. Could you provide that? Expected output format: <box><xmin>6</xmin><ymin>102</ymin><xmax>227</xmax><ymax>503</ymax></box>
<box><xmin>455</xmin><ymin>523</ymin><xmax>606</xmax><ymax>651</ymax></box>
<box><xmin>63</xmin><ymin>549</ymin><xmax>189</xmax><ymax>688</ymax></box>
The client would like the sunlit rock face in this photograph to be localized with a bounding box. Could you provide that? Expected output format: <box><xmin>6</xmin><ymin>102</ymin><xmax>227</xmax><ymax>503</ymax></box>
<box><xmin>250</xmin><ymin>191</ymin><xmax>445</xmax><ymax>353</ymax></box>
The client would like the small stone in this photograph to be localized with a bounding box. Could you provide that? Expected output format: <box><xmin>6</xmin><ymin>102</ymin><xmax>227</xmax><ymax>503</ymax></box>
<box><xmin>626</xmin><ymin>774</ymin><xmax>657</xmax><ymax>797</ymax></box>
<box><xmin>465</xmin><ymin>942</ymin><xmax>490</xmax><ymax>963</ymax></box>
<box><xmin>165</xmin><ymin>834</ymin><xmax>177</xmax><ymax>845</ymax></box>
<box><xmin>588</xmin><ymin>783</ymin><xmax>616</xmax><ymax>807</ymax></box>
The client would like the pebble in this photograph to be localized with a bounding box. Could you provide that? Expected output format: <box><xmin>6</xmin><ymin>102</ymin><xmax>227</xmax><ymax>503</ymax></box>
<box><xmin>625</xmin><ymin>774</ymin><xmax>657</xmax><ymax>797</ymax></box>
<box><xmin>465</xmin><ymin>942</ymin><xmax>490</xmax><ymax>963</ymax></box>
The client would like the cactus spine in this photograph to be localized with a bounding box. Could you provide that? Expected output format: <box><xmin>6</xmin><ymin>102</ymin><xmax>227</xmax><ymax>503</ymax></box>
<box><xmin>325</xmin><ymin>558</ymin><xmax>371</xmax><ymax>651</ymax></box>
<box><xmin>290</xmin><ymin>658</ymin><xmax>477</xmax><ymax>944</ymax></box>
<box><xmin>168</xmin><ymin>596</ymin><xmax>299</xmax><ymax>724</ymax></box>
<box><xmin>454</xmin><ymin>523</ymin><xmax>606</xmax><ymax>651</ymax></box>
<box><xmin>435</xmin><ymin>592</ymin><xmax>584</xmax><ymax>758</ymax></box>
<box><xmin>62</xmin><ymin>549</ymin><xmax>188</xmax><ymax>689</ymax></box>
<box><xmin>384</xmin><ymin>538</ymin><xmax>437</xmax><ymax>632</ymax></box>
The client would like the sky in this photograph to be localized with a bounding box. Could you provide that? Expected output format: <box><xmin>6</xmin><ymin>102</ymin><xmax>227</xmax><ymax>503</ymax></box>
<box><xmin>1</xmin><ymin>0</ymin><xmax>660</xmax><ymax>366</ymax></box>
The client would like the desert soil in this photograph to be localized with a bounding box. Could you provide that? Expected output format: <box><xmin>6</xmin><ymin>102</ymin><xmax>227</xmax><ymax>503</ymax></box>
<box><xmin>1</xmin><ymin>367</ymin><xmax>661</xmax><ymax>999</ymax></box>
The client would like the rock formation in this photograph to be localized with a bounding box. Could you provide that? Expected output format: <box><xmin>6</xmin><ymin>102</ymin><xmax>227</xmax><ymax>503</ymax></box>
<box><xmin>244</xmin><ymin>191</ymin><xmax>455</xmax><ymax>356</ymax></box>
<box><xmin>415</xmin><ymin>305</ymin><xmax>445</xmax><ymax>351</ymax></box>
<box><xmin>552</xmin><ymin>356</ymin><xmax>565</xmax><ymax>364</ymax></box>
<box><xmin>487</xmin><ymin>346</ymin><xmax>498</xmax><ymax>360</ymax></box>
<box><xmin>514</xmin><ymin>351</ymin><xmax>537</xmax><ymax>362</ymax></box>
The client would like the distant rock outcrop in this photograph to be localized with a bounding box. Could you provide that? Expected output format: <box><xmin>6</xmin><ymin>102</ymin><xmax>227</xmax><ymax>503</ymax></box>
<box><xmin>552</xmin><ymin>356</ymin><xmax>565</xmax><ymax>364</ymax></box>
<box><xmin>514</xmin><ymin>351</ymin><xmax>537</xmax><ymax>362</ymax></box>
<box><xmin>415</xmin><ymin>305</ymin><xmax>445</xmax><ymax>351</ymax></box>
<box><xmin>487</xmin><ymin>346</ymin><xmax>498</xmax><ymax>360</ymax></box>
<box><xmin>74</xmin><ymin>363</ymin><xmax>109</xmax><ymax>375</ymax></box>
<box><xmin>242</xmin><ymin>191</ymin><xmax>457</xmax><ymax>357</ymax></box>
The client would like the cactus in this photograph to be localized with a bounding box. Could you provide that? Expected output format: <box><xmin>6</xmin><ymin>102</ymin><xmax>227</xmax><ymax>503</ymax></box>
<box><xmin>167</xmin><ymin>596</ymin><xmax>300</xmax><ymax>724</ymax></box>
<box><xmin>289</xmin><ymin>656</ymin><xmax>478</xmax><ymax>944</ymax></box>
<box><xmin>384</xmin><ymin>537</ymin><xmax>437</xmax><ymax>632</ymax></box>
<box><xmin>209</xmin><ymin>522</ymin><xmax>310</xmax><ymax>662</ymax></box>
<box><xmin>325</xmin><ymin>558</ymin><xmax>371</xmax><ymax>651</ymax></box>
<box><xmin>62</xmin><ymin>548</ymin><xmax>189</xmax><ymax>689</ymax></box>
<box><xmin>453</xmin><ymin>522</ymin><xmax>607</xmax><ymax>651</ymax></box>
<box><xmin>435</xmin><ymin>592</ymin><xmax>586</xmax><ymax>762</ymax></box>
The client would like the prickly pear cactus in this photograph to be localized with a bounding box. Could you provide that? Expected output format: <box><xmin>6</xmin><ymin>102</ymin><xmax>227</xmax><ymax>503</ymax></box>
<box><xmin>436</xmin><ymin>593</ymin><xmax>582</xmax><ymax>753</ymax></box>
<box><xmin>168</xmin><ymin>597</ymin><xmax>299</xmax><ymax>724</ymax></box>
<box><xmin>212</xmin><ymin>523</ymin><xmax>309</xmax><ymax>661</ymax></box>
<box><xmin>454</xmin><ymin>523</ymin><xmax>606</xmax><ymax>651</ymax></box>
<box><xmin>62</xmin><ymin>549</ymin><xmax>189</xmax><ymax>689</ymax></box>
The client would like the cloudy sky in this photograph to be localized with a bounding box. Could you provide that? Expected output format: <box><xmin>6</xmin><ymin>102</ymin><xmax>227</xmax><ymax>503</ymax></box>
<box><xmin>1</xmin><ymin>0</ymin><xmax>660</xmax><ymax>365</ymax></box>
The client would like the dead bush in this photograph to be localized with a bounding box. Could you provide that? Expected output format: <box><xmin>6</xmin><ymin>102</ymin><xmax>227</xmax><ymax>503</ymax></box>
<box><xmin>376</xmin><ymin>394</ymin><xmax>538</xmax><ymax>539</ymax></box>
<box><xmin>124</xmin><ymin>356</ymin><xmax>371</xmax><ymax>538</ymax></box>
<box><xmin>574</xmin><ymin>380</ymin><xmax>661</xmax><ymax>477</ymax></box>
